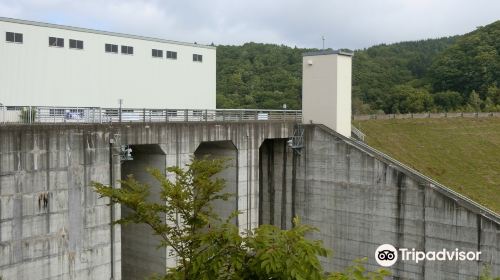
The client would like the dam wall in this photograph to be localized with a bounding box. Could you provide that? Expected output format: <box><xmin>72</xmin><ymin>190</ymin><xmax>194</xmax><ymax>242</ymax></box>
<box><xmin>1</xmin><ymin>122</ymin><xmax>499</xmax><ymax>279</ymax></box>
<box><xmin>0</xmin><ymin>125</ymin><xmax>120</xmax><ymax>280</ymax></box>
<box><xmin>259</xmin><ymin>125</ymin><xmax>500</xmax><ymax>279</ymax></box>
<box><xmin>0</xmin><ymin>122</ymin><xmax>295</xmax><ymax>280</ymax></box>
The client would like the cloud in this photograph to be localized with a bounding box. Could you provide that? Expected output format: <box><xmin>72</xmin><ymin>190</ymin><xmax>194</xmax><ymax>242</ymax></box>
<box><xmin>0</xmin><ymin>1</ymin><xmax>22</xmax><ymax>17</ymax></box>
<box><xmin>0</xmin><ymin>0</ymin><xmax>499</xmax><ymax>49</ymax></box>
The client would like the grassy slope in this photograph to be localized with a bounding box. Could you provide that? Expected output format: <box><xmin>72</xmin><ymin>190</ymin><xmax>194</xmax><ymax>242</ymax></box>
<box><xmin>353</xmin><ymin>118</ymin><xmax>500</xmax><ymax>213</ymax></box>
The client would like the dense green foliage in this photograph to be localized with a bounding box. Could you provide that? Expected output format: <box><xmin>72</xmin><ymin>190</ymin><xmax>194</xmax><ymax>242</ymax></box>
<box><xmin>216</xmin><ymin>43</ymin><xmax>308</xmax><ymax>109</ymax></box>
<box><xmin>20</xmin><ymin>108</ymin><xmax>36</xmax><ymax>123</ymax></box>
<box><xmin>480</xmin><ymin>265</ymin><xmax>500</xmax><ymax>280</ymax></box>
<box><xmin>352</xmin><ymin>36</ymin><xmax>457</xmax><ymax>113</ymax></box>
<box><xmin>430</xmin><ymin>22</ymin><xmax>500</xmax><ymax>96</ymax></box>
<box><xmin>92</xmin><ymin>158</ymin><xmax>390</xmax><ymax>279</ymax></box>
<box><xmin>217</xmin><ymin>21</ymin><xmax>500</xmax><ymax>113</ymax></box>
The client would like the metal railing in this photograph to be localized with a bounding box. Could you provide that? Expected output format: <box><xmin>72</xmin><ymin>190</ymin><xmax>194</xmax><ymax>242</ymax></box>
<box><xmin>353</xmin><ymin>111</ymin><xmax>500</xmax><ymax>121</ymax></box>
<box><xmin>0</xmin><ymin>106</ymin><xmax>302</xmax><ymax>124</ymax></box>
<box><xmin>351</xmin><ymin>126</ymin><xmax>365</xmax><ymax>142</ymax></box>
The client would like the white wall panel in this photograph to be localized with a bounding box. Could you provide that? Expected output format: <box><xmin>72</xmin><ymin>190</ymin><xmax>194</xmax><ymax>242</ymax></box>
<box><xmin>0</xmin><ymin>18</ymin><xmax>216</xmax><ymax>109</ymax></box>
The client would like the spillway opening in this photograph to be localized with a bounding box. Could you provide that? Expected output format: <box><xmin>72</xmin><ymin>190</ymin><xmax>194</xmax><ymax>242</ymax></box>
<box><xmin>120</xmin><ymin>144</ymin><xmax>167</xmax><ymax>280</ymax></box>
<box><xmin>194</xmin><ymin>140</ymin><xmax>238</xmax><ymax>225</ymax></box>
<box><xmin>258</xmin><ymin>138</ymin><xmax>295</xmax><ymax>229</ymax></box>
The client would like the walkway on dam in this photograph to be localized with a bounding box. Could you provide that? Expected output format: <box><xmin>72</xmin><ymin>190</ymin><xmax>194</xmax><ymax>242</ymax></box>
<box><xmin>0</xmin><ymin>105</ymin><xmax>302</xmax><ymax>124</ymax></box>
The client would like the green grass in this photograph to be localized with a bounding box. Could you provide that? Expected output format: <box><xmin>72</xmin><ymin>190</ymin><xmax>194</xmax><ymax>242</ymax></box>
<box><xmin>354</xmin><ymin>117</ymin><xmax>500</xmax><ymax>213</ymax></box>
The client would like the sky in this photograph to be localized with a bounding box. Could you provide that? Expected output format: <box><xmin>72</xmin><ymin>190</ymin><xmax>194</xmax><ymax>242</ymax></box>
<box><xmin>1</xmin><ymin>0</ymin><xmax>499</xmax><ymax>50</ymax></box>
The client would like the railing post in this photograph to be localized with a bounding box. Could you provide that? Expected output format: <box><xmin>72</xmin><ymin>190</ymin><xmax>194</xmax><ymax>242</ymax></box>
<box><xmin>165</xmin><ymin>109</ymin><xmax>168</xmax><ymax>122</ymax></box>
<box><xmin>185</xmin><ymin>109</ymin><xmax>188</xmax><ymax>122</ymax></box>
<box><xmin>205</xmin><ymin>109</ymin><xmax>208</xmax><ymax>122</ymax></box>
<box><xmin>143</xmin><ymin>108</ymin><xmax>146</xmax><ymax>122</ymax></box>
<box><xmin>1</xmin><ymin>105</ymin><xmax>4</xmax><ymax>124</ymax></box>
<box><xmin>222</xmin><ymin>110</ymin><xmax>225</xmax><ymax>122</ymax></box>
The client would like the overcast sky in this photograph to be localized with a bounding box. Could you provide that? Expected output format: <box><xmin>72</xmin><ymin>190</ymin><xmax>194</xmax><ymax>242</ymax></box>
<box><xmin>1</xmin><ymin>0</ymin><xmax>499</xmax><ymax>50</ymax></box>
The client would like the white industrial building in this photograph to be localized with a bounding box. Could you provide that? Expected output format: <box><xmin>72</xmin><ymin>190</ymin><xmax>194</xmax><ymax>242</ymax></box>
<box><xmin>0</xmin><ymin>17</ymin><xmax>216</xmax><ymax>109</ymax></box>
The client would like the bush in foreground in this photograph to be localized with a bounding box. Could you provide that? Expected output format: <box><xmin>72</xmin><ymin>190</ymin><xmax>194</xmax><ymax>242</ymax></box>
<box><xmin>93</xmin><ymin>158</ymin><xmax>389</xmax><ymax>279</ymax></box>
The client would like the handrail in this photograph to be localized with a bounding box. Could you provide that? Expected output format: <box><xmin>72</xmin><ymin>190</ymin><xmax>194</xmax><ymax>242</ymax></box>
<box><xmin>0</xmin><ymin>106</ymin><xmax>302</xmax><ymax>124</ymax></box>
<box><xmin>351</xmin><ymin>126</ymin><xmax>365</xmax><ymax>141</ymax></box>
<box><xmin>353</xmin><ymin>112</ymin><xmax>500</xmax><ymax>121</ymax></box>
<box><xmin>317</xmin><ymin>124</ymin><xmax>500</xmax><ymax>225</ymax></box>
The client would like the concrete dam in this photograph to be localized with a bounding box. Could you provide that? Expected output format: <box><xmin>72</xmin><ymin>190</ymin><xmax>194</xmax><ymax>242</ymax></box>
<box><xmin>0</xmin><ymin>121</ymin><xmax>498</xmax><ymax>280</ymax></box>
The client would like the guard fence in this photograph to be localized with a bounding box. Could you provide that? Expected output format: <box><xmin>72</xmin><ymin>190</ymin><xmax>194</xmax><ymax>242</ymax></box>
<box><xmin>0</xmin><ymin>106</ymin><xmax>302</xmax><ymax>124</ymax></box>
<box><xmin>353</xmin><ymin>111</ymin><xmax>500</xmax><ymax>121</ymax></box>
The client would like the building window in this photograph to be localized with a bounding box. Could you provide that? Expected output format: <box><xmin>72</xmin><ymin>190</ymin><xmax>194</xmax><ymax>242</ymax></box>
<box><xmin>166</xmin><ymin>51</ymin><xmax>177</xmax><ymax>59</ymax></box>
<box><xmin>49</xmin><ymin>37</ymin><xmax>64</xmax><ymax>47</ymax></box>
<box><xmin>6</xmin><ymin>32</ymin><xmax>23</xmax><ymax>43</ymax></box>
<box><xmin>69</xmin><ymin>39</ymin><xmax>84</xmax><ymax>49</ymax></box>
<box><xmin>105</xmin><ymin>43</ymin><xmax>118</xmax><ymax>53</ymax></box>
<box><xmin>121</xmin><ymin>45</ymin><xmax>134</xmax><ymax>55</ymax></box>
<box><xmin>193</xmin><ymin>54</ymin><xmax>203</xmax><ymax>62</ymax></box>
<box><xmin>152</xmin><ymin>49</ymin><xmax>163</xmax><ymax>58</ymax></box>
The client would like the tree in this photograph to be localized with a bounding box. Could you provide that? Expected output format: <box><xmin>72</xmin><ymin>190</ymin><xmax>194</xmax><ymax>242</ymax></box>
<box><xmin>216</xmin><ymin>21</ymin><xmax>500</xmax><ymax>113</ymax></box>
<box><xmin>480</xmin><ymin>265</ymin><xmax>500</xmax><ymax>280</ymax></box>
<box><xmin>92</xmin><ymin>158</ymin><xmax>390</xmax><ymax>279</ymax></box>
<box><xmin>94</xmin><ymin>159</ymin><xmax>235</xmax><ymax>279</ymax></box>
<box><xmin>482</xmin><ymin>97</ymin><xmax>497</xmax><ymax>112</ymax></box>
<box><xmin>466</xmin><ymin>90</ymin><xmax>482</xmax><ymax>112</ymax></box>
<box><xmin>432</xmin><ymin>91</ymin><xmax>463</xmax><ymax>111</ymax></box>
<box><xmin>216</xmin><ymin>43</ymin><xmax>306</xmax><ymax>110</ymax></box>
<box><xmin>352</xmin><ymin>97</ymin><xmax>374</xmax><ymax>115</ymax></box>
<box><xmin>486</xmin><ymin>85</ymin><xmax>500</xmax><ymax>105</ymax></box>
<box><xmin>327</xmin><ymin>258</ymin><xmax>390</xmax><ymax>280</ymax></box>
<box><xmin>429</xmin><ymin>21</ymin><xmax>500</xmax><ymax>97</ymax></box>
<box><xmin>385</xmin><ymin>84</ymin><xmax>433</xmax><ymax>113</ymax></box>
<box><xmin>20</xmin><ymin>107</ymin><xmax>37</xmax><ymax>123</ymax></box>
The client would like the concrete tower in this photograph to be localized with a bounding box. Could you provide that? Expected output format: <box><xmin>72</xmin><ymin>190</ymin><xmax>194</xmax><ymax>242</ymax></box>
<box><xmin>302</xmin><ymin>50</ymin><xmax>353</xmax><ymax>137</ymax></box>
